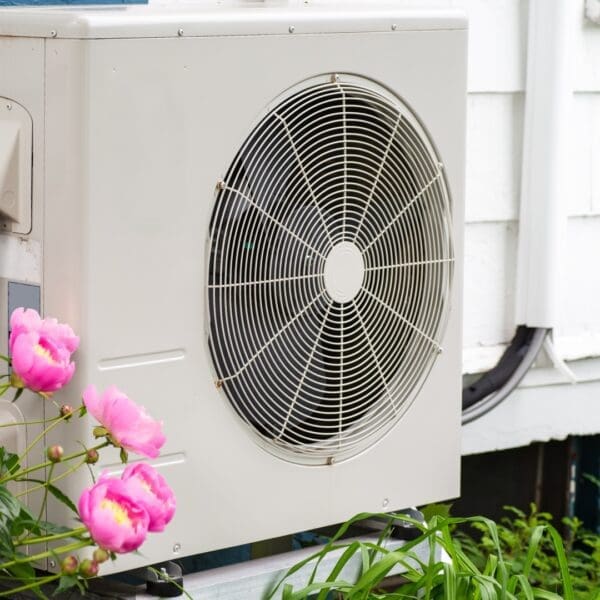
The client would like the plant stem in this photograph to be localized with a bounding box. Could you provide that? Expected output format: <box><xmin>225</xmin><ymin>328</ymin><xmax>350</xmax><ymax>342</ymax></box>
<box><xmin>150</xmin><ymin>567</ymin><xmax>194</xmax><ymax>600</ymax></box>
<box><xmin>0</xmin><ymin>540</ymin><xmax>91</xmax><ymax>571</ymax></box>
<box><xmin>1</xmin><ymin>441</ymin><xmax>109</xmax><ymax>484</ymax></box>
<box><xmin>0</xmin><ymin>573</ymin><xmax>62</xmax><ymax>596</ymax></box>
<box><xmin>16</xmin><ymin>526</ymin><xmax>88</xmax><ymax>547</ymax></box>
<box><xmin>35</xmin><ymin>462</ymin><xmax>54</xmax><ymax>526</ymax></box>
<box><xmin>17</xmin><ymin>411</ymin><xmax>71</xmax><ymax>465</ymax></box>
<box><xmin>15</xmin><ymin>458</ymin><xmax>87</xmax><ymax>498</ymax></box>
<box><xmin>0</xmin><ymin>414</ymin><xmax>62</xmax><ymax>429</ymax></box>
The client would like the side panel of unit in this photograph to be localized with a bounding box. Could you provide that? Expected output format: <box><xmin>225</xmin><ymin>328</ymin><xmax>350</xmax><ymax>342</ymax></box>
<box><xmin>0</xmin><ymin>36</ymin><xmax>46</xmax><ymax>526</ymax></box>
<box><xmin>43</xmin><ymin>39</ymin><xmax>96</xmax><ymax>564</ymax></box>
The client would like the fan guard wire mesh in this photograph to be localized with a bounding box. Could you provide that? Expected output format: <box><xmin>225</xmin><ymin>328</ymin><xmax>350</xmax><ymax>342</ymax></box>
<box><xmin>208</xmin><ymin>76</ymin><xmax>453</xmax><ymax>464</ymax></box>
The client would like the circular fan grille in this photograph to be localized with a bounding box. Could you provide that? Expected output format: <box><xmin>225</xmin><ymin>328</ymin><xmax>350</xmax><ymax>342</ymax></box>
<box><xmin>208</xmin><ymin>75</ymin><xmax>453</xmax><ymax>464</ymax></box>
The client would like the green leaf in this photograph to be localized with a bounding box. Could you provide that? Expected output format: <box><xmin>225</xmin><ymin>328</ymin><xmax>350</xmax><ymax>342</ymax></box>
<box><xmin>92</xmin><ymin>426</ymin><xmax>107</xmax><ymax>438</ymax></box>
<box><xmin>47</xmin><ymin>484</ymin><xmax>78</xmax><ymax>516</ymax></box>
<box><xmin>18</xmin><ymin>479</ymin><xmax>78</xmax><ymax>516</ymax></box>
<box><xmin>316</xmin><ymin>542</ymin><xmax>360</xmax><ymax>600</ymax></box>
<box><xmin>53</xmin><ymin>575</ymin><xmax>79</xmax><ymax>596</ymax></box>
<box><xmin>0</xmin><ymin>448</ymin><xmax>20</xmax><ymax>477</ymax></box>
<box><xmin>0</xmin><ymin>486</ymin><xmax>21</xmax><ymax>521</ymax></box>
<box><xmin>0</xmin><ymin>519</ymin><xmax>14</xmax><ymax>556</ymax></box>
<box><xmin>11</xmin><ymin>387</ymin><xmax>24</xmax><ymax>403</ymax></box>
<box><xmin>421</xmin><ymin>503</ymin><xmax>452</xmax><ymax>522</ymax></box>
<box><xmin>120</xmin><ymin>448</ymin><xmax>129</xmax><ymax>463</ymax></box>
<box><xmin>16</xmin><ymin>518</ymin><xmax>73</xmax><ymax>537</ymax></box>
<box><xmin>546</xmin><ymin>525</ymin><xmax>574</xmax><ymax>600</ymax></box>
<box><xmin>6</xmin><ymin>562</ymin><xmax>49</xmax><ymax>599</ymax></box>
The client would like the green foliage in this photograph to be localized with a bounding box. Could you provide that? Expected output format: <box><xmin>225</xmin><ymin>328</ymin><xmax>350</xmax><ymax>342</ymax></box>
<box><xmin>19</xmin><ymin>479</ymin><xmax>79</xmax><ymax>515</ymax></box>
<box><xmin>457</xmin><ymin>504</ymin><xmax>600</xmax><ymax>600</ymax></box>
<box><xmin>267</xmin><ymin>510</ymin><xmax>578</xmax><ymax>600</ymax></box>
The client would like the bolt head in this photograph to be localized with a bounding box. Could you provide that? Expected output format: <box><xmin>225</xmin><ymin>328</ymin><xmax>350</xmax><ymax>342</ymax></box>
<box><xmin>382</xmin><ymin>498</ymin><xmax>389</xmax><ymax>508</ymax></box>
<box><xmin>391</xmin><ymin>23</ymin><xmax>398</xmax><ymax>31</ymax></box>
<box><xmin>173</xmin><ymin>543</ymin><xmax>182</xmax><ymax>554</ymax></box>
<box><xmin>177</xmin><ymin>28</ymin><xmax>184</xmax><ymax>36</ymax></box>
<box><xmin>289</xmin><ymin>25</ymin><xmax>295</xmax><ymax>33</ymax></box>
<box><xmin>5</xmin><ymin>103</ymin><xmax>12</xmax><ymax>111</ymax></box>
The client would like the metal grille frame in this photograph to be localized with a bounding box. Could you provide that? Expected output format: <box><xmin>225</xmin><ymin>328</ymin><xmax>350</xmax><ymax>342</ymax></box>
<box><xmin>207</xmin><ymin>74</ymin><xmax>454</xmax><ymax>465</ymax></box>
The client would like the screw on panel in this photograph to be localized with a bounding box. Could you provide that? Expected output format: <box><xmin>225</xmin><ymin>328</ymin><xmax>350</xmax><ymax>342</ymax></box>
<box><xmin>50</xmin><ymin>30</ymin><xmax>57</xmax><ymax>38</ymax></box>
<box><xmin>216</xmin><ymin>179</ymin><xmax>226</xmax><ymax>191</ymax></box>
<box><xmin>177</xmin><ymin>28</ymin><xmax>184</xmax><ymax>37</ymax></box>
<box><xmin>172</xmin><ymin>543</ymin><xmax>181</xmax><ymax>554</ymax></box>
<box><xmin>288</xmin><ymin>25</ymin><xmax>295</xmax><ymax>33</ymax></box>
<box><xmin>326</xmin><ymin>456</ymin><xmax>335</xmax><ymax>466</ymax></box>
<box><xmin>382</xmin><ymin>498</ymin><xmax>389</xmax><ymax>508</ymax></box>
<box><xmin>49</xmin><ymin>560</ymin><xmax>56</xmax><ymax>568</ymax></box>
<box><xmin>437</xmin><ymin>346</ymin><xmax>443</xmax><ymax>355</ymax></box>
<box><xmin>215</xmin><ymin>379</ymin><xmax>223</xmax><ymax>389</ymax></box>
<box><xmin>331</xmin><ymin>73</ymin><xmax>340</xmax><ymax>83</ymax></box>
<box><xmin>391</xmin><ymin>24</ymin><xmax>398</xmax><ymax>31</ymax></box>
<box><xmin>437</xmin><ymin>161</ymin><xmax>444</xmax><ymax>170</ymax></box>
<box><xmin>5</xmin><ymin>103</ymin><xmax>12</xmax><ymax>111</ymax></box>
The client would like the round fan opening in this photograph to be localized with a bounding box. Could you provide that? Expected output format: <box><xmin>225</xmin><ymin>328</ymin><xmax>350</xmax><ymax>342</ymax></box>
<box><xmin>207</xmin><ymin>74</ymin><xmax>453</xmax><ymax>465</ymax></box>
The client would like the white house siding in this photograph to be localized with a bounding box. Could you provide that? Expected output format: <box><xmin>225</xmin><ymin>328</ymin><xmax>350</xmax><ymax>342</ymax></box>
<box><xmin>294</xmin><ymin>0</ymin><xmax>600</xmax><ymax>452</ymax></box>
<box><xmin>458</xmin><ymin>0</ymin><xmax>600</xmax><ymax>453</ymax></box>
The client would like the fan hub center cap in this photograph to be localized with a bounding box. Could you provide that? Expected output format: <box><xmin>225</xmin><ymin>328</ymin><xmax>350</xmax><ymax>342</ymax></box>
<box><xmin>324</xmin><ymin>242</ymin><xmax>365</xmax><ymax>303</ymax></box>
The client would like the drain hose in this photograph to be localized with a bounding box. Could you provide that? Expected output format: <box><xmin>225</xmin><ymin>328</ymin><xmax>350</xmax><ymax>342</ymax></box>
<box><xmin>462</xmin><ymin>327</ymin><xmax>549</xmax><ymax>425</ymax></box>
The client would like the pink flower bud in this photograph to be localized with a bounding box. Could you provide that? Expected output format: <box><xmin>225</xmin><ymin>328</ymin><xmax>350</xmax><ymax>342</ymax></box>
<box><xmin>93</xmin><ymin>548</ymin><xmax>109</xmax><ymax>564</ymax></box>
<box><xmin>86</xmin><ymin>449</ymin><xmax>99</xmax><ymax>464</ymax></box>
<box><xmin>9</xmin><ymin>308</ymin><xmax>79</xmax><ymax>394</ymax></box>
<box><xmin>61</xmin><ymin>555</ymin><xmax>78</xmax><ymax>575</ymax></box>
<box><xmin>47</xmin><ymin>445</ymin><xmax>63</xmax><ymax>463</ymax></box>
<box><xmin>82</xmin><ymin>385</ymin><xmax>165</xmax><ymax>459</ymax></box>
<box><xmin>79</xmin><ymin>558</ymin><xmax>99</xmax><ymax>578</ymax></box>
<box><xmin>60</xmin><ymin>404</ymin><xmax>74</xmax><ymax>419</ymax></box>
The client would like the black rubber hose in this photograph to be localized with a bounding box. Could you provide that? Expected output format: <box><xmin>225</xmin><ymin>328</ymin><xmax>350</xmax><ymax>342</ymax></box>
<box><xmin>462</xmin><ymin>326</ymin><xmax>549</xmax><ymax>424</ymax></box>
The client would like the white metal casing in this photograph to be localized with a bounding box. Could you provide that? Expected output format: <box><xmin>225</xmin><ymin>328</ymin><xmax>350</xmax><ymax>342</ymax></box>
<box><xmin>0</xmin><ymin>3</ymin><xmax>467</xmax><ymax>573</ymax></box>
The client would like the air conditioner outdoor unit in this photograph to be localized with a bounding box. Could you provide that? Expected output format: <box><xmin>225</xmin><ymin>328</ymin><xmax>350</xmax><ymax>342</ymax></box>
<box><xmin>0</xmin><ymin>1</ymin><xmax>467</xmax><ymax>573</ymax></box>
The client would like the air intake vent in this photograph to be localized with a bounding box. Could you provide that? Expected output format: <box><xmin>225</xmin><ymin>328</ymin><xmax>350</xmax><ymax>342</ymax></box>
<box><xmin>208</xmin><ymin>76</ymin><xmax>453</xmax><ymax>464</ymax></box>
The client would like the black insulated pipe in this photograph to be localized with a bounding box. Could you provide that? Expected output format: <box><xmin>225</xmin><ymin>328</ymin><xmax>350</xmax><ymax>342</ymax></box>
<box><xmin>462</xmin><ymin>326</ymin><xmax>549</xmax><ymax>425</ymax></box>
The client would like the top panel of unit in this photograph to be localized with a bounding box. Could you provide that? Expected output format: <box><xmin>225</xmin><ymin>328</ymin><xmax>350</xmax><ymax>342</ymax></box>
<box><xmin>0</xmin><ymin>1</ymin><xmax>466</xmax><ymax>39</ymax></box>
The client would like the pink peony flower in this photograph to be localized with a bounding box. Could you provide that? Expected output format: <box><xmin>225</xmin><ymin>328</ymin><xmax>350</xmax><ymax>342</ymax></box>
<box><xmin>83</xmin><ymin>385</ymin><xmax>165</xmax><ymax>459</ymax></box>
<box><xmin>121</xmin><ymin>463</ymin><xmax>176</xmax><ymax>532</ymax></box>
<box><xmin>9</xmin><ymin>308</ymin><xmax>79</xmax><ymax>394</ymax></box>
<box><xmin>78</xmin><ymin>473</ymin><xmax>149</xmax><ymax>554</ymax></box>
